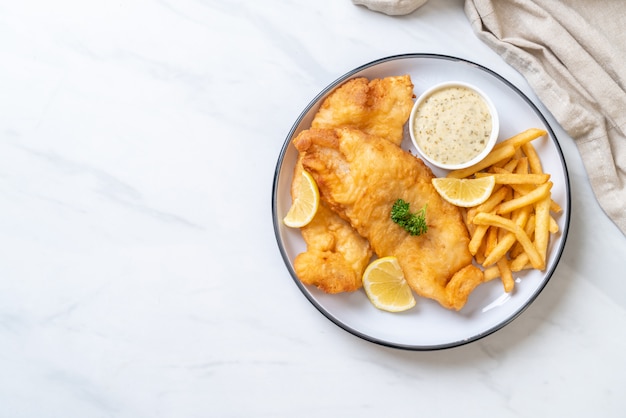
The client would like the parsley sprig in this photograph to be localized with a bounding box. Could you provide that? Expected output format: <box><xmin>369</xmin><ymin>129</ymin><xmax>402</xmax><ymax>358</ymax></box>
<box><xmin>391</xmin><ymin>199</ymin><xmax>428</xmax><ymax>236</ymax></box>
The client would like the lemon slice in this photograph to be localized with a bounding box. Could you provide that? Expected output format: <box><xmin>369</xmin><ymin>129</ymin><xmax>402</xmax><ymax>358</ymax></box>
<box><xmin>362</xmin><ymin>256</ymin><xmax>416</xmax><ymax>312</ymax></box>
<box><xmin>432</xmin><ymin>176</ymin><xmax>496</xmax><ymax>207</ymax></box>
<box><xmin>283</xmin><ymin>170</ymin><xmax>320</xmax><ymax>228</ymax></box>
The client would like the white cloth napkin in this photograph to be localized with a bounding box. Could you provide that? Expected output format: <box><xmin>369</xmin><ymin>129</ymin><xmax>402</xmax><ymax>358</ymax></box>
<box><xmin>351</xmin><ymin>0</ymin><xmax>428</xmax><ymax>16</ymax></box>
<box><xmin>351</xmin><ymin>0</ymin><xmax>626</xmax><ymax>236</ymax></box>
<box><xmin>465</xmin><ymin>0</ymin><xmax>626</xmax><ymax>236</ymax></box>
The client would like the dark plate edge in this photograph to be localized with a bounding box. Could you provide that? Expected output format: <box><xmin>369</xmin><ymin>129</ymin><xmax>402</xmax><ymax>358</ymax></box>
<box><xmin>271</xmin><ymin>53</ymin><xmax>572</xmax><ymax>351</ymax></box>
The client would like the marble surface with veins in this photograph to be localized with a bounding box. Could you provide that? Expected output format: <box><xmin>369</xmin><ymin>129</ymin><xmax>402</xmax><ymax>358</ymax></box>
<box><xmin>1</xmin><ymin>0</ymin><xmax>625</xmax><ymax>417</ymax></box>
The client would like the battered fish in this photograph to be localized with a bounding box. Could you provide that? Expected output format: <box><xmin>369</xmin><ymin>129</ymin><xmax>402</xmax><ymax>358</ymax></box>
<box><xmin>292</xmin><ymin>155</ymin><xmax>371</xmax><ymax>293</ymax></box>
<box><xmin>311</xmin><ymin>75</ymin><xmax>415</xmax><ymax>146</ymax></box>
<box><xmin>295</xmin><ymin>127</ymin><xmax>485</xmax><ymax>310</ymax></box>
<box><xmin>291</xmin><ymin>75</ymin><xmax>415</xmax><ymax>293</ymax></box>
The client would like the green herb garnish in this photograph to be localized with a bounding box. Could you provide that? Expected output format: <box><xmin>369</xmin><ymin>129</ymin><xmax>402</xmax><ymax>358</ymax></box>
<box><xmin>391</xmin><ymin>199</ymin><xmax>428</xmax><ymax>236</ymax></box>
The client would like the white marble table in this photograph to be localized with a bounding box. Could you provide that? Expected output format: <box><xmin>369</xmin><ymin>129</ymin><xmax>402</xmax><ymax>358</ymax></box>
<box><xmin>2</xmin><ymin>0</ymin><xmax>625</xmax><ymax>416</ymax></box>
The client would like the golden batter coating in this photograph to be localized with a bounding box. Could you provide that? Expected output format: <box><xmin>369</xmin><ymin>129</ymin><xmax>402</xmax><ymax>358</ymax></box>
<box><xmin>290</xmin><ymin>75</ymin><xmax>414</xmax><ymax>293</ymax></box>
<box><xmin>311</xmin><ymin>75</ymin><xmax>415</xmax><ymax>145</ymax></box>
<box><xmin>295</xmin><ymin>127</ymin><xmax>484</xmax><ymax>310</ymax></box>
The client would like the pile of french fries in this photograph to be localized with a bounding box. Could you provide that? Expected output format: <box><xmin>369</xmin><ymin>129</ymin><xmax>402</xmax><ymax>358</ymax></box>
<box><xmin>447</xmin><ymin>128</ymin><xmax>562</xmax><ymax>292</ymax></box>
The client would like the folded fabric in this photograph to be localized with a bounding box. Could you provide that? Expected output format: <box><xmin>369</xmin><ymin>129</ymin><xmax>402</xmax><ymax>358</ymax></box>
<box><xmin>465</xmin><ymin>0</ymin><xmax>626</xmax><ymax>236</ymax></box>
<box><xmin>352</xmin><ymin>0</ymin><xmax>428</xmax><ymax>16</ymax></box>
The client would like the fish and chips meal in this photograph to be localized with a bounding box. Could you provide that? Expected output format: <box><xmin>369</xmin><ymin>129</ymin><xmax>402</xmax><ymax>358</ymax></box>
<box><xmin>283</xmin><ymin>75</ymin><xmax>561</xmax><ymax>312</ymax></box>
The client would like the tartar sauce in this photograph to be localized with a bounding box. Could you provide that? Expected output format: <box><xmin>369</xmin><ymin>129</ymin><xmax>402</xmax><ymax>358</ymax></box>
<box><xmin>413</xmin><ymin>86</ymin><xmax>492</xmax><ymax>165</ymax></box>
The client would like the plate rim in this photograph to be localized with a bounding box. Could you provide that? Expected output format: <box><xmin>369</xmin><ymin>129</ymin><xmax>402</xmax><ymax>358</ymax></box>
<box><xmin>272</xmin><ymin>53</ymin><xmax>571</xmax><ymax>351</ymax></box>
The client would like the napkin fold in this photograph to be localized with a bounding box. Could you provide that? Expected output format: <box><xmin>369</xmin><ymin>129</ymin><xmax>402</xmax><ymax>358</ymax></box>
<box><xmin>465</xmin><ymin>0</ymin><xmax>626</xmax><ymax>236</ymax></box>
<box><xmin>352</xmin><ymin>0</ymin><xmax>428</xmax><ymax>16</ymax></box>
<box><xmin>351</xmin><ymin>0</ymin><xmax>626</xmax><ymax>235</ymax></box>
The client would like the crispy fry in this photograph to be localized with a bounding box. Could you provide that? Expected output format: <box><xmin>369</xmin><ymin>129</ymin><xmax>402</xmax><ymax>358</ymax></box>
<box><xmin>472</xmin><ymin>212</ymin><xmax>545</xmax><ymax>270</ymax></box>
<box><xmin>454</xmin><ymin>127</ymin><xmax>560</xmax><ymax>294</ymax></box>
<box><xmin>481</xmin><ymin>205</ymin><xmax>531</xmax><ymax>267</ymax></box>
<box><xmin>461</xmin><ymin>206</ymin><xmax>474</xmax><ymax>235</ymax></box>
<box><xmin>482</xmin><ymin>232</ymin><xmax>515</xmax><ymax>267</ymax></box>
<box><xmin>496</xmin><ymin>182</ymin><xmax>553</xmax><ymax>215</ymax></box>
<box><xmin>493</xmin><ymin>128</ymin><xmax>547</xmax><ymax>152</ymax></box>
<box><xmin>497</xmin><ymin>257</ymin><xmax>515</xmax><ymax>292</ymax></box>
<box><xmin>469</xmin><ymin>224</ymin><xmax>489</xmax><ymax>256</ymax></box>
<box><xmin>484</xmin><ymin>225</ymin><xmax>499</xmax><ymax>259</ymax></box>
<box><xmin>474</xmin><ymin>186</ymin><xmax>510</xmax><ymax>213</ymax></box>
<box><xmin>499</xmin><ymin>156</ymin><xmax>520</xmax><ymax>172</ymax></box>
<box><xmin>474</xmin><ymin>234</ymin><xmax>487</xmax><ymax>265</ymax></box>
<box><xmin>466</xmin><ymin>185</ymin><xmax>506</xmax><ymax>226</ymax></box>
<box><xmin>511</xmin><ymin>213</ymin><xmax>535</xmax><ymax>258</ymax></box>
<box><xmin>514</xmin><ymin>157</ymin><xmax>529</xmax><ymax>175</ymax></box>
<box><xmin>447</xmin><ymin>144</ymin><xmax>516</xmax><ymax>179</ymax></box>
<box><xmin>549</xmin><ymin>216</ymin><xmax>559</xmax><ymax>233</ymax></box>
<box><xmin>484</xmin><ymin>253</ymin><xmax>534</xmax><ymax>282</ymax></box>
<box><xmin>534</xmin><ymin>196</ymin><xmax>552</xmax><ymax>263</ymax></box>
<box><xmin>550</xmin><ymin>199</ymin><xmax>563</xmax><ymax>213</ymax></box>
<box><xmin>483</xmin><ymin>265</ymin><xmax>500</xmax><ymax>282</ymax></box>
<box><xmin>521</xmin><ymin>142</ymin><xmax>543</xmax><ymax>174</ymax></box>
<box><xmin>510</xmin><ymin>252</ymin><xmax>533</xmax><ymax>272</ymax></box>
<box><xmin>475</xmin><ymin>171</ymin><xmax>550</xmax><ymax>185</ymax></box>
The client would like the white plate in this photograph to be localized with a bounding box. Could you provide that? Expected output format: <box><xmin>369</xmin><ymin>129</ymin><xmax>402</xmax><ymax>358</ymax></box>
<box><xmin>272</xmin><ymin>54</ymin><xmax>570</xmax><ymax>350</ymax></box>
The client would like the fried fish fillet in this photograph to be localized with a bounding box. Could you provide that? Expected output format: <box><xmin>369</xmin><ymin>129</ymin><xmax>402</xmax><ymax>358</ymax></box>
<box><xmin>311</xmin><ymin>75</ymin><xmax>415</xmax><ymax>146</ymax></box>
<box><xmin>291</xmin><ymin>75</ymin><xmax>414</xmax><ymax>293</ymax></box>
<box><xmin>294</xmin><ymin>127</ymin><xmax>485</xmax><ymax>310</ymax></box>
<box><xmin>291</xmin><ymin>155</ymin><xmax>372</xmax><ymax>293</ymax></box>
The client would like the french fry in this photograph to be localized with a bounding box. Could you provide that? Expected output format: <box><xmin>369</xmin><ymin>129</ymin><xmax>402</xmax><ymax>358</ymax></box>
<box><xmin>484</xmin><ymin>225</ymin><xmax>499</xmax><ymax>259</ymax></box>
<box><xmin>472</xmin><ymin>212</ymin><xmax>545</xmax><ymax>270</ymax></box>
<box><xmin>466</xmin><ymin>184</ymin><xmax>504</xmax><ymax>220</ymax></box>
<box><xmin>549</xmin><ymin>216</ymin><xmax>559</xmax><ymax>233</ymax></box>
<box><xmin>496</xmin><ymin>181</ymin><xmax>552</xmax><ymax>215</ymax></box>
<box><xmin>483</xmin><ymin>232</ymin><xmax>516</xmax><ymax>267</ymax></box>
<box><xmin>484</xmin><ymin>253</ymin><xmax>533</xmax><ymax>282</ymax></box>
<box><xmin>510</xmin><ymin>252</ymin><xmax>533</xmax><ymax>272</ymax></box>
<box><xmin>481</xmin><ymin>205</ymin><xmax>531</xmax><ymax>267</ymax></box>
<box><xmin>474</xmin><ymin>236</ymin><xmax>487</xmax><ymax>265</ymax></box>
<box><xmin>475</xmin><ymin>171</ymin><xmax>550</xmax><ymax>185</ymax></box>
<box><xmin>550</xmin><ymin>199</ymin><xmax>563</xmax><ymax>214</ymax></box>
<box><xmin>469</xmin><ymin>224</ymin><xmax>489</xmax><ymax>256</ymax></box>
<box><xmin>483</xmin><ymin>265</ymin><xmax>500</xmax><ymax>282</ymax></box>
<box><xmin>497</xmin><ymin>257</ymin><xmax>515</xmax><ymax>292</ymax></box>
<box><xmin>511</xmin><ymin>213</ymin><xmax>535</xmax><ymax>258</ymax></box>
<box><xmin>474</xmin><ymin>186</ymin><xmax>510</xmax><ymax>213</ymax></box>
<box><xmin>454</xmin><ymin>127</ymin><xmax>560</xmax><ymax>293</ymax></box>
<box><xmin>447</xmin><ymin>144</ymin><xmax>516</xmax><ymax>179</ymax></box>
<box><xmin>521</xmin><ymin>141</ymin><xmax>543</xmax><ymax>174</ymax></box>
<box><xmin>508</xmin><ymin>184</ymin><xmax>536</xmax><ymax>198</ymax></box>
<box><xmin>493</xmin><ymin>128</ymin><xmax>547</xmax><ymax>152</ymax></box>
<box><xmin>500</xmin><ymin>156</ymin><xmax>520</xmax><ymax>172</ymax></box>
<box><xmin>480</xmin><ymin>248</ymin><xmax>534</xmax><ymax>283</ymax></box>
<box><xmin>514</xmin><ymin>157</ymin><xmax>529</xmax><ymax>175</ymax></box>
<box><xmin>534</xmin><ymin>196</ymin><xmax>552</xmax><ymax>263</ymax></box>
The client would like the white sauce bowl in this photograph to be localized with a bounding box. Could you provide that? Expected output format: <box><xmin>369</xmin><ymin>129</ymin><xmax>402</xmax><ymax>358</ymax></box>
<box><xmin>409</xmin><ymin>81</ymin><xmax>499</xmax><ymax>171</ymax></box>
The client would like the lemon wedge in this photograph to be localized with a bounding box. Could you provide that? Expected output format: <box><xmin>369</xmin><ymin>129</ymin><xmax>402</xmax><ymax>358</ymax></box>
<box><xmin>362</xmin><ymin>256</ymin><xmax>416</xmax><ymax>312</ymax></box>
<box><xmin>432</xmin><ymin>176</ymin><xmax>496</xmax><ymax>207</ymax></box>
<box><xmin>283</xmin><ymin>170</ymin><xmax>320</xmax><ymax>228</ymax></box>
